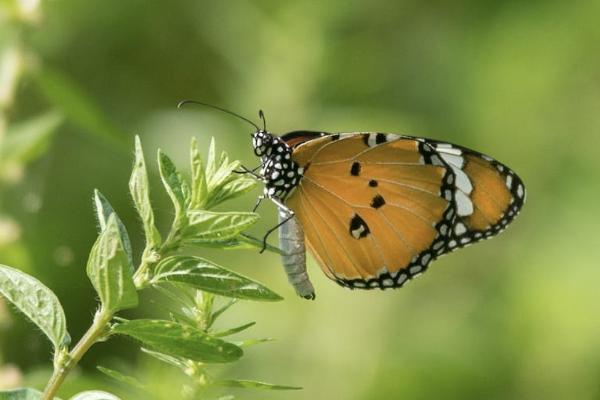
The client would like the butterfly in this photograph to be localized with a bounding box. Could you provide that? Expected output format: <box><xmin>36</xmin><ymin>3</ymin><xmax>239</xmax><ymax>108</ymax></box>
<box><xmin>179</xmin><ymin>101</ymin><xmax>526</xmax><ymax>300</ymax></box>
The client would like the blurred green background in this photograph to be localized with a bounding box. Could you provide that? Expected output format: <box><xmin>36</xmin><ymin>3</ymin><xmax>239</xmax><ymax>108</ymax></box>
<box><xmin>1</xmin><ymin>0</ymin><xmax>599</xmax><ymax>399</ymax></box>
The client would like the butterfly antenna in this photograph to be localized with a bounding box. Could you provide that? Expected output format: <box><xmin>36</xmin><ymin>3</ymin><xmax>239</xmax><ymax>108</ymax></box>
<box><xmin>258</xmin><ymin>109</ymin><xmax>267</xmax><ymax>131</ymax></box>
<box><xmin>177</xmin><ymin>100</ymin><xmax>260</xmax><ymax>131</ymax></box>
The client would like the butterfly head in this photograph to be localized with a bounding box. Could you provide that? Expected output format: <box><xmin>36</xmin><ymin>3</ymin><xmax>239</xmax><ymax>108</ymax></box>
<box><xmin>251</xmin><ymin>129</ymin><xmax>275</xmax><ymax>156</ymax></box>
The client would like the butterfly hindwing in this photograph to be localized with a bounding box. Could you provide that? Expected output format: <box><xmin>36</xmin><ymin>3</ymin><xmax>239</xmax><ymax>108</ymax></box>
<box><xmin>283</xmin><ymin>132</ymin><xmax>456</xmax><ymax>289</ymax></box>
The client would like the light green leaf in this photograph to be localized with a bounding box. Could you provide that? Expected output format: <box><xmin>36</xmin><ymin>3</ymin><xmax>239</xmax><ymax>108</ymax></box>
<box><xmin>0</xmin><ymin>265</ymin><xmax>69</xmax><ymax>352</ymax></box>
<box><xmin>151</xmin><ymin>256</ymin><xmax>282</xmax><ymax>302</ymax></box>
<box><xmin>140</xmin><ymin>347</ymin><xmax>186</xmax><ymax>369</ymax></box>
<box><xmin>204</xmin><ymin>137</ymin><xmax>218</xmax><ymax>185</ymax></box>
<box><xmin>158</xmin><ymin>150</ymin><xmax>187</xmax><ymax>222</ymax></box>
<box><xmin>233</xmin><ymin>338</ymin><xmax>275</xmax><ymax>348</ymax></box>
<box><xmin>69</xmin><ymin>391</ymin><xmax>120</xmax><ymax>400</ymax></box>
<box><xmin>129</xmin><ymin>136</ymin><xmax>161</xmax><ymax>250</ymax></box>
<box><xmin>183</xmin><ymin>234</ymin><xmax>285</xmax><ymax>255</ymax></box>
<box><xmin>189</xmin><ymin>137</ymin><xmax>207</xmax><ymax>209</ymax></box>
<box><xmin>0</xmin><ymin>111</ymin><xmax>63</xmax><ymax>164</ymax></box>
<box><xmin>0</xmin><ymin>387</ymin><xmax>43</xmax><ymax>399</ymax></box>
<box><xmin>97</xmin><ymin>366</ymin><xmax>146</xmax><ymax>390</ymax></box>
<box><xmin>93</xmin><ymin>190</ymin><xmax>133</xmax><ymax>270</ymax></box>
<box><xmin>182</xmin><ymin>211</ymin><xmax>258</xmax><ymax>244</ymax></box>
<box><xmin>36</xmin><ymin>68</ymin><xmax>126</xmax><ymax>146</ymax></box>
<box><xmin>112</xmin><ymin>319</ymin><xmax>243</xmax><ymax>363</ymax></box>
<box><xmin>205</xmin><ymin>177</ymin><xmax>257</xmax><ymax>210</ymax></box>
<box><xmin>215</xmin><ymin>380</ymin><xmax>301</xmax><ymax>391</ymax></box>
<box><xmin>86</xmin><ymin>215</ymin><xmax>138</xmax><ymax>313</ymax></box>
<box><xmin>212</xmin><ymin>322</ymin><xmax>255</xmax><ymax>337</ymax></box>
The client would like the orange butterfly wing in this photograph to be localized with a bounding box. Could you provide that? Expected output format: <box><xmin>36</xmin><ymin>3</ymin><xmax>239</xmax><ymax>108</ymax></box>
<box><xmin>284</xmin><ymin>133</ymin><xmax>456</xmax><ymax>289</ymax></box>
<box><xmin>282</xmin><ymin>132</ymin><xmax>525</xmax><ymax>290</ymax></box>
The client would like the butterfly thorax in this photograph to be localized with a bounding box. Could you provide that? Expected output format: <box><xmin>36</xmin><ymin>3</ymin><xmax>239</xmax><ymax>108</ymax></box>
<box><xmin>252</xmin><ymin>131</ymin><xmax>303</xmax><ymax>200</ymax></box>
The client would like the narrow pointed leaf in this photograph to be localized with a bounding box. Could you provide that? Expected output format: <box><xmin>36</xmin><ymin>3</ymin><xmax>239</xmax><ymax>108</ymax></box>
<box><xmin>189</xmin><ymin>137</ymin><xmax>207</xmax><ymax>209</ymax></box>
<box><xmin>183</xmin><ymin>211</ymin><xmax>258</xmax><ymax>244</ymax></box>
<box><xmin>37</xmin><ymin>68</ymin><xmax>126</xmax><ymax>146</ymax></box>
<box><xmin>69</xmin><ymin>391</ymin><xmax>120</xmax><ymax>400</ymax></box>
<box><xmin>86</xmin><ymin>215</ymin><xmax>138</xmax><ymax>312</ymax></box>
<box><xmin>205</xmin><ymin>177</ymin><xmax>257</xmax><ymax>209</ymax></box>
<box><xmin>158</xmin><ymin>150</ymin><xmax>187</xmax><ymax>221</ymax></box>
<box><xmin>129</xmin><ymin>136</ymin><xmax>161</xmax><ymax>250</ymax></box>
<box><xmin>151</xmin><ymin>256</ymin><xmax>282</xmax><ymax>301</ymax></box>
<box><xmin>93</xmin><ymin>190</ymin><xmax>133</xmax><ymax>270</ymax></box>
<box><xmin>215</xmin><ymin>380</ymin><xmax>301</xmax><ymax>390</ymax></box>
<box><xmin>97</xmin><ymin>366</ymin><xmax>146</xmax><ymax>390</ymax></box>
<box><xmin>212</xmin><ymin>322</ymin><xmax>255</xmax><ymax>337</ymax></box>
<box><xmin>0</xmin><ymin>388</ymin><xmax>43</xmax><ymax>399</ymax></box>
<box><xmin>233</xmin><ymin>338</ymin><xmax>275</xmax><ymax>347</ymax></box>
<box><xmin>112</xmin><ymin>319</ymin><xmax>243</xmax><ymax>363</ymax></box>
<box><xmin>0</xmin><ymin>265</ymin><xmax>69</xmax><ymax>352</ymax></box>
<box><xmin>140</xmin><ymin>347</ymin><xmax>186</xmax><ymax>368</ymax></box>
<box><xmin>0</xmin><ymin>111</ymin><xmax>63</xmax><ymax>165</ymax></box>
<box><xmin>204</xmin><ymin>138</ymin><xmax>217</xmax><ymax>184</ymax></box>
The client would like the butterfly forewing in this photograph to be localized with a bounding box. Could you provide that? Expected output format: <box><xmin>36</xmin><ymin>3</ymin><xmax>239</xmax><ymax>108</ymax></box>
<box><xmin>284</xmin><ymin>133</ymin><xmax>456</xmax><ymax>289</ymax></box>
<box><xmin>425</xmin><ymin>140</ymin><xmax>526</xmax><ymax>249</ymax></box>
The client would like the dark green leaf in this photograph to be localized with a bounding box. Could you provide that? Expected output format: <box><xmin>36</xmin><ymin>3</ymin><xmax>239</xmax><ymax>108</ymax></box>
<box><xmin>0</xmin><ymin>264</ymin><xmax>69</xmax><ymax>352</ymax></box>
<box><xmin>182</xmin><ymin>211</ymin><xmax>258</xmax><ymax>244</ymax></box>
<box><xmin>157</xmin><ymin>150</ymin><xmax>187</xmax><ymax>222</ymax></box>
<box><xmin>36</xmin><ymin>68</ymin><xmax>126</xmax><ymax>146</ymax></box>
<box><xmin>86</xmin><ymin>215</ymin><xmax>138</xmax><ymax>312</ymax></box>
<box><xmin>215</xmin><ymin>380</ymin><xmax>301</xmax><ymax>391</ymax></box>
<box><xmin>97</xmin><ymin>366</ymin><xmax>146</xmax><ymax>390</ymax></box>
<box><xmin>129</xmin><ymin>136</ymin><xmax>161</xmax><ymax>250</ymax></box>
<box><xmin>151</xmin><ymin>256</ymin><xmax>282</xmax><ymax>301</ymax></box>
<box><xmin>0</xmin><ymin>388</ymin><xmax>43</xmax><ymax>399</ymax></box>
<box><xmin>0</xmin><ymin>111</ymin><xmax>63</xmax><ymax>164</ymax></box>
<box><xmin>69</xmin><ymin>391</ymin><xmax>120</xmax><ymax>400</ymax></box>
<box><xmin>93</xmin><ymin>190</ymin><xmax>133</xmax><ymax>270</ymax></box>
<box><xmin>212</xmin><ymin>322</ymin><xmax>255</xmax><ymax>337</ymax></box>
<box><xmin>112</xmin><ymin>319</ymin><xmax>243</xmax><ymax>363</ymax></box>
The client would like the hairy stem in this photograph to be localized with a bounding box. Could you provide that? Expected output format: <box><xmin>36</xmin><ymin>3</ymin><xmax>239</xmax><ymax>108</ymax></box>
<box><xmin>41</xmin><ymin>309</ymin><xmax>112</xmax><ymax>400</ymax></box>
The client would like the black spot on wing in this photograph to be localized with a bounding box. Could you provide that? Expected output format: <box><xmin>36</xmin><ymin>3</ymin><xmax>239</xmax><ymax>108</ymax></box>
<box><xmin>350</xmin><ymin>162</ymin><xmax>361</xmax><ymax>176</ymax></box>
<box><xmin>349</xmin><ymin>214</ymin><xmax>370</xmax><ymax>239</ymax></box>
<box><xmin>368</xmin><ymin>179</ymin><xmax>378</xmax><ymax>187</ymax></box>
<box><xmin>370</xmin><ymin>195</ymin><xmax>386</xmax><ymax>209</ymax></box>
<box><xmin>375</xmin><ymin>133</ymin><xmax>387</xmax><ymax>144</ymax></box>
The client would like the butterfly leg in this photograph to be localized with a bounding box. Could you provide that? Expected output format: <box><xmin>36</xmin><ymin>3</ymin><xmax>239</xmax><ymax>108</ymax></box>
<box><xmin>259</xmin><ymin>197</ymin><xmax>295</xmax><ymax>254</ymax></box>
<box><xmin>252</xmin><ymin>195</ymin><xmax>264</xmax><ymax>212</ymax></box>
<box><xmin>233</xmin><ymin>164</ymin><xmax>262</xmax><ymax>179</ymax></box>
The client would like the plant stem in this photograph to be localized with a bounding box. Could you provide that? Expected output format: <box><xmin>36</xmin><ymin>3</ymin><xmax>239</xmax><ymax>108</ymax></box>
<box><xmin>41</xmin><ymin>309</ymin><xmax>113</xmax><ymax>400</ymax></box>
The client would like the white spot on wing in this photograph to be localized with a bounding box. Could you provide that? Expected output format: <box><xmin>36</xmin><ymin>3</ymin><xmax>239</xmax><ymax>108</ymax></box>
<box><xmin>455</xmin><ymin>190</ymin><xmax>474</xmax><ymax>216</ymax></box>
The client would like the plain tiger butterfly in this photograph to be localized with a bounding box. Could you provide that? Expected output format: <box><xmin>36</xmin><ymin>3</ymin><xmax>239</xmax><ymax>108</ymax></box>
<box><xmin>179</xmin><ymin>101</ymin><xmax>526</xmax><ymax>300</ymax></box>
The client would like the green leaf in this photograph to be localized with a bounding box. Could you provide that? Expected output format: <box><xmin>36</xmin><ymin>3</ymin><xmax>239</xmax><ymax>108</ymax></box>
<box><xmin>182</xmin><ymin>211</ymin><xmax>259</xmax><ymax>244</ymax></box>
<box><xmin>0</xmin><ymin>387</ymin><xmax>43</xmax><ymax>399</ymax></box>
<box><xmin>158</xmin><ymin>150</ymin><xmax>187</xmax><ymax>222</ymax></box>
<box><xmin>36</xmin><ymin>68</ymin><xmax>126</xmax><ymax>146</ymax></box>
<box><xmin>97</xmin><ymin>366</ymin><xmax>146</xmax><ymax>390</ymax></box>
<box><xmin>204</xmin><ymin>137</ymin><xmax>218</xmax><ymax>185</ymax></box>
<box><xmin>151</xmin><ymin>255</ymin><xmax>282</xmax><ymax>302</ymax></box>
<box><xmin>189</xmin><ymin>137</ymin><xmax>207</xmax><ymax>209</ymax></box>
<box><xmin>212</xmin><ymin>322</ymin><xmax>255</xmax><ymax>337</ymax></box>
<box><xmin>129</xmin><ymin>136</ymin><xmax>161</xmax><ymax>250</ymax></box>
<box><xmin>205</xmin><ymin>177</ymin><xmax>256</xmax><ymax>209</ymax></box>
<box><xmin>140</xmin><ymin>347</ymin><xmax>185</xmax><ymax>369</ymax></box>
<box><xmin>183</xmin><ymin>234</ymin><xmax>285</xmax><ymax>255</ymax></box>
<box><xmin>0</xmin><ymin>265</ymin><xmax>69</xmax><ymax>352</ymax></box>
<box><xmin>0</xmin><ymin>111</ymin><xmax>63</xmax><ymax>164</ymax></box>
<box><xmin>215</xmin><ymin>380</ymin><xmax>302</xmax><ymax>391</ymax></box>
<box><xmin>233</xmin><ymin>338</ymin><xmax>275</xmax><ymax>347</ymax></box>
<box><xmin>69</xmin><ymin>391</ymin><xmax>120</xmax><ymax>400</ymax></box>
<box><xmin>93</xmin><ymin>190</ymin><xmax>133</xmax><ymax>270</ymax></box>
<box><xmin>112</xmin><ymin>319</ymin><xmax>243</xmax><ymax>363</ymax></box>
<box><xmin>86</xmin><ymin>214</ymin><xmax>138</xmax><ymax>313</ymax></box>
